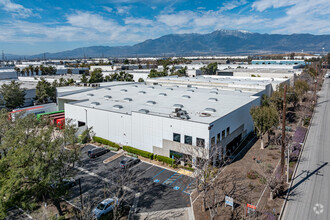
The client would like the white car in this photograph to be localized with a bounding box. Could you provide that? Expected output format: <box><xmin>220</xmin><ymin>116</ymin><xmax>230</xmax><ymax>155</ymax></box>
<box><xmin>93</xmin><ymin>197</ymin><xmax>118</xmax><ymax>219</ymax></box>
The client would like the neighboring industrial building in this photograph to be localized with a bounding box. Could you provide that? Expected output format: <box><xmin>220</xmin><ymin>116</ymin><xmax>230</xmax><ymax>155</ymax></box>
<box><xmin>146</xmin><ymin>75</ymin><xmax>289</xmax><ymax>97</ymax></box>
<box><xmin>59</xmin><ymin>81</ymin><xmax>263</xmax><ymax>164</ymax></box>
<box><xmin>251</xmin><ymin>60</ymin><xmax>306</xmax><ymax>65</ymax></box>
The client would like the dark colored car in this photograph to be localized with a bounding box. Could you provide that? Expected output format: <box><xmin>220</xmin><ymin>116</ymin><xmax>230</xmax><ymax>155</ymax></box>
<box><xmin>119</xmin><ymin>157</ymin><xmax>140</xmax><ymax>169</ymax></box>
<box><xmin>87</xmin><ymin>147</ymin><xmax>110</xmax><ymax>158</ymax></box>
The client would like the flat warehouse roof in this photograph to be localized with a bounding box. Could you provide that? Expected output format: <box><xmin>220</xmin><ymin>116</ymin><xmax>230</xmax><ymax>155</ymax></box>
<box><xmin>62</xmin><ymin>83</ymin><xmax>259</xmax><ymax>124</ymax></box>
<box><xmin>147</xmin><ymin>75</ymin><xmax>287</xmax><ymax>86</ymax></box>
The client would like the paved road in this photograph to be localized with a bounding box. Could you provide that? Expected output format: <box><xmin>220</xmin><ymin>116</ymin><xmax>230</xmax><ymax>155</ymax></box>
<box><xmin>283</xmin><ymin>78</ymin><xmax>330</xmax><ymax>220</ymax></box>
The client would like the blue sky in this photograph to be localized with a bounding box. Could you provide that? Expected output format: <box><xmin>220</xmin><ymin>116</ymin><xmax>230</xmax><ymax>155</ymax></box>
<box><xmin>0</xmin><ymin>0</ymin><xmax>329</xmax><ymax>55</ymax></box>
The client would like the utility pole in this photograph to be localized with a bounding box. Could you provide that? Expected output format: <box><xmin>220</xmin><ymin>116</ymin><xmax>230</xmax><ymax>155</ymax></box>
<box><xmin>281</xmin><ymin>84</ymin><xmax>287</xmax><ymax>176</ymax></box>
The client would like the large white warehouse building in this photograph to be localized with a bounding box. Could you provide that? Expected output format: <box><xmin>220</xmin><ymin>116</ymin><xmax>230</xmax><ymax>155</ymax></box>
<box><xmin>60</xmin><ymin>82</ymin><xmax>261</xmax><ymax>164</ymax></box>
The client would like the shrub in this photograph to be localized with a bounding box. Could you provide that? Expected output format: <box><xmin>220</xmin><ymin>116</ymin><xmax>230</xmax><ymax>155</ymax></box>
<box><xmin>259</xmin><ymin>176</ymin><xmax>267</xmax><ymax>184</ymax></box>
<box><xmin>92</xmin><ymin>136</ymin><xmax>120</xmax><ymax>150</ymax></box>
<box><xmin>106</xmin><ymin>146</ymin><xmax>119</xmax><ymax>151</ymax></box>
<box><xmin>172</xmin><ymin>164</ymin><xmax>178</xmax><ymax>168</ymax></box>
<box><xmin>289</xmin><ymin>149</ymin><xmax>300</xmax><ymax>162</ymax></box>
<box><xmin>156</xmin><ymin>155</ymin><xmax>175</xmax><ymax>165</ymax></box>
<box><xmin>123</xmin><ymin>145</ymin><xmax>153</xmax><ymax>159</ymax></box>
<box><xmin>247</xmin><ymin>170</ymin><xmax>259</xmax><ymax>179</ymax></box>
<box><xmin>183</xmin><ymin>166</ymin><xmax>195</xmax><ymax>171</ymax></box>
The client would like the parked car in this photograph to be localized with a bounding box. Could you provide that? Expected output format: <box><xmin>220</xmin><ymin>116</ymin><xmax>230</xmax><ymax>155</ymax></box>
<box><xmin>87</xmin><ymin>147</ymin><xmax>110</xmax><ymax>158</ymax></box>
<box><xmin>50</xmin><ymin>178</ymin><xmax>76</xmax><ymax>189</ymax></box>
<box><xmin>119</xmin><ymin>157</ymin><xmax>140</xmax><ymax>169</ymax></box>
<box><xmin>93</xmin><ymin>197</ymin><xmax>118</xmax><ymax>219</ymax></box>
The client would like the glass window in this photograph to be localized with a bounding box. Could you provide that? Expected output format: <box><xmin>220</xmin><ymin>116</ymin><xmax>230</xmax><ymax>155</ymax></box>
<box><xmin>217</xmin><ymin>133</ymin><xmax>220</xmax><ymax>143</ymax></box>
<box><xmin>173</xmin><ymin>133</ymin><xmax>181</xmax><ymax>142</ymax></box>
<box><xmin>227</xmin><ymin>127</ymin><xmax>230</xmax><ymax>136</ymax></box>
<box><xmin>184</xmin><ymin>135</ymin><xmax>192</xmax><ymax>145</ymax></box>
<box><xmin>211</xmin><ymin>137</ymin><xmax>215</xmax><ymax>147</ymax></box>
<box><xmin>222</xmin><ymin>130</ymin><xmax>225</xmax><ymax>139</ymax></box>
<box><xmin>196</xmin><ymin>138</ymin><xmax>205</xmax><ymax>148</ymax></box>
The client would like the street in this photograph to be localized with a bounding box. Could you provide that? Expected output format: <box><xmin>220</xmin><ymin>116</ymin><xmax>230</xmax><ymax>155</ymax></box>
<box><xmin>282</xmin><ymin>78</ymin><xmax>330</xmax><ymax>220</ymax></box>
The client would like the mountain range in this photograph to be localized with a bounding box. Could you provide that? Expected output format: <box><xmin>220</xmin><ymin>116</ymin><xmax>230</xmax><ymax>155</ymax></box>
<box><xmin>13</xmin><ymin>30</ymin><xmax>330</xmax><ymax>59</ymax></box>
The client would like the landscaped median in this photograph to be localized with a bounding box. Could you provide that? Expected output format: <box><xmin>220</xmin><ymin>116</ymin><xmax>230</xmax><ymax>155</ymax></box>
<box><xmin>91</xmin><ymin>136</ymin><xmax>194</xmax><ymax>172</ymax></box>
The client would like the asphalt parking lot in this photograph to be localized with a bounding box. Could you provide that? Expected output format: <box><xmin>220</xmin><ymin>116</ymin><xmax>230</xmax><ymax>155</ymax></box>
<box><xmin>67</xmin><ymin>145</ymin><xmax>195</xmax><ymax>214</ymax></box>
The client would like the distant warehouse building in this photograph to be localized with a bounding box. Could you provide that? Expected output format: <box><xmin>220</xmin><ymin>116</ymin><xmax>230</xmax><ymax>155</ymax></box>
<box><xmin>59</xmin><ymin>82</ymin><xmax>261</xmax><ymax>164</ymax></box>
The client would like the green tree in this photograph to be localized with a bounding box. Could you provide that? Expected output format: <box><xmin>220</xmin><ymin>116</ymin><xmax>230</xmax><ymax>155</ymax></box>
<box><xmin>294</xmin><ymin>80</ymin><xmax>309</xmax><ymax>103</ymax></box>
<box><xmin>80</xmin><ymin>73</ymin><xmax>88</xmax><ymax>83</ymax></box>
<box><xmin>0</xmin><ymin>112</ymin><xmax>80</xmax><ymax>217</ymax></box>
<box><xmin>89</xmin><ymin>68</ymin><xmax>103</xmax><ymax>83</ymax></box>
<box><xmin>138</xmin><ymin>78</ymin><xmax>144</xmax><ymax>82</ymax></box>
<box><xmin>201</xmin><ymin>62</ymin><xmax>218</xmax><ymax>75</ymax></box>
<box><xmin>250</xmin><ymin>105</ymin><xmax>279</xmax><ymax>149</ymax></box>
<box><xmin>148</xmin><ymin>69</ymin><xmax>168</xmax><ymax>78</ymax></box>
<box><xmin>14</xmin><ymin>67</ymin><xmax>20</xmax><ymax>77</ymax></box>
<box><xmin>67</xmin><ymin>68</ymin><xmax>73</xmax><ymax>74</ymax></box>
<box><xmin>0</xmin><ymin>81</ymin><xmax>26</xmax><ymax>110</ymax></box>
<box><xmin>35</xmin><ymin>78</ymin><xmax>56</xmax><ymax>104</ymax></box>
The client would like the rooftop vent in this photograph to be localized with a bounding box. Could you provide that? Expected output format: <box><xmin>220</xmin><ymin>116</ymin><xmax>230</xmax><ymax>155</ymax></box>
<box><xmin>173</xmin><ymin>104</ymin><xmax>184</xmax><ymax>108</ymax></box>
<box><xmin>138</xmin><ymin>109</ymin><xmax>149</xmax><ymax>114</ymax></box>
<box><xmin>204</xmin><ymin>108</ymin><xmax>216</xmax><ymax>113</ymax></box>
<box><xmin>104</xmin><ymin>95</ymin><xmax>112</xmax><ymax>100</ymax></box>
<box><xmin>182</xmin><ymin>95</ymin><xmax>191</xmax><ymax>99</ymax></box>
<box><xmin>87</xmin><ymin>93</ymin><xmax>94</xmax><ymax>96</ymax></box>
<box><xmin>146</xmin><ymin>100</ymin><xmax>156</xmax><ymax>105</ymax></box>
<box><xmin>187</xmin><ymin>89</ymin><xmax>195</xmax><ymax>92</ymax></box>
<box><xmin>158</xmin><ymin>93</ymin><xmax>167</xmax><ymax>96</ymax></box>
<box><xmin>210</xmin><ymin>91</ymin><xmax>218</xmax><ymax>94</ymax></box>
<box><xmin>120</xmin><ymin>89</ymin><xmax>127</xmax><ymax>92</ymax></box>
<box><xmin>90</xmin><ymin>102</ymin><xmax>100</xmax><ymax>107</ymax></box>
<box><xmin>200</xmin><ymin>112</ymin><xmax>211</xmax><ymax>117</ymax></box>
<box><xmin>113</xmin><ymin>105</ymin><xmax>123</xmax><ymax>109</ymax></box>
<box><xmin>208</xmin><ymin>98</ymin><xmax>218</xmax><ymax>102</ymax></box>
<box><xmin>123</xmin><ymin>98</ymin><xmax>133</xmax><ymax>102</ymax></box>
<box><xmin>138</xmin><ymin>91</ymin><xmax>146</xmax><ymax>94</ymax></box>
<box><xmin>170</xmin><ymin>108</ymin><xmax>190</xmax><ymax>120</ymax></box>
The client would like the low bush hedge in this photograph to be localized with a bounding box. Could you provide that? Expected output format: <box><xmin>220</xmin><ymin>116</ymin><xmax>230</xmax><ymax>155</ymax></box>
<box><xmin>92</xmin><ymin>136</ymin><xmax>120</xmax><ymax>150</ymax></box>
<box><xmin>123</xmin><ymin>145</ymin><xmax>153</xmax><ymax>159</ymax></box>
<box><xmin>183</xmin><ymin>166</ymin><xmax>194</xmax><ymax>171</ymax></box>
<box><xmin>156</xmin><ymin>155</ymin><xmax>174</xmax><ymax>165</ymax></box>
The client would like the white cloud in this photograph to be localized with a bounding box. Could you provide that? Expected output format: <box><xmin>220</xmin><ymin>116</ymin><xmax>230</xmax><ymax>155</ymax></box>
<box><xmin>125</xmin><ymin>17</ymin><xmax>153</xmax><ymax>26</ymax></box>
<box><xmin>220</xmin><ymin>0</ymin><xmax>247</xmax><ymax>11</ymax></box>
<box><xmin>116</xmin><ymin>6</ymin><xmax>131</xmax><ymax>14</ymax></box>
<box><xmin>157</xmin><ymin>11</ymin><xmax>193</xmax><ymax>27</ymax></box>
<box><xmin>103</xmin><ymin>6</ymin><xmax>113</xmax><ymax>13</ymax></box>
<box><xmin>0</xmin><ymin>0</ymin><xmax>37</xmax><ymax>18</ymax></box>
<box><xmin>252</xmin><ymin>0</ymin><xmax>297</xmax><ymax>12</ymax></box>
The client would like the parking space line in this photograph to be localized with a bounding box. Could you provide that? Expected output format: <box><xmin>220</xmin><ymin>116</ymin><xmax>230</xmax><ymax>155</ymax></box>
<box><xmin>162</xmin><ymin>172</ymin><xmax>182</xmax><ymax>185</ymax></box>
<box><xmin>169</xmin><ymin>174</ymin><xmax>182</xmax><ymax>186</ymax></box>
<box><xmin>76</xmin><ymin>166</ymin><xmax>133</xmax><ymax>192</ymax></box>
<box><xmin>136</xmin><ymin>164</ymin><xmax>154</xmax><ymax>177</ymax></box>
<box><xmin>152</xmin><ymin>169</ymin><xmax>165</xmax><ymax>179</ymax></box>
<box><xmin>182</xmin><ymin>180</ymin><xmax>195</xmax><ymax>194</ymax></box>
<box><xmin>128</xmin><ymin>161</ymin><xmax>144</xmax><ymax>171</ymax></box>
